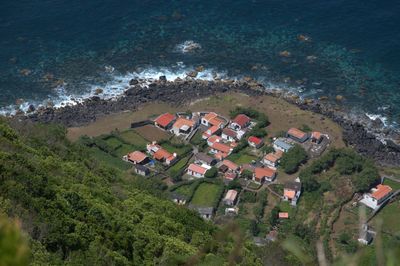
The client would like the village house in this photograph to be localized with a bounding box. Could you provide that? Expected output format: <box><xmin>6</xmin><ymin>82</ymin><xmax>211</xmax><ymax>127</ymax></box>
<box><xmin>201</xmin><ymin>112</ymin><xmax>224</xmax><ymax>128</ymax></box>
<box><xmin>230</xmin><ymin>114</ymin><xmax>251</xmax><ymax>131</ymax></box>
<box><xmin>187</xmin><ymin>163</ymin><xmax>208</xmax><ymax>178</ymax></box>
<box><xmin>224</xmin><ymin>171</ymin><xmax>238</xmax><ymax>181</ymax></box>
<box><xmin>221</xmin><ymin>128</ymin><xmax>238</xmax><ymax>142</ymax></box>
<box><xmin>123</xmin><ymin>151</ymin><xmax>149</xmax><ymax>165</ymax></box>
<box><xmin>189</xmin><ymin>206</ymin><xmax>214</xmax><ymax>220</ymax></box>
<box><xmin>253</xmin><ymin>167</ymin><xmax>277</xmax><ymax>183</ymax></box>
<box><xmin>262</xmin><ymin>151</ymin><xmax>283</xmax><ymax>168</ymax></box>
<box><xmin>240</xmin><ymin>164</ymin><xmax>256</xmax><ymax>176</ymax></box>
<box><xmin>171</xmin><ymin>117</ymin><xmax>196</xmax><ymax>136</ymax></box>
<box><xmin>171</xmin><ymin>193</ymin><xmax>187</xmax><ymax>205</ymax></box>
<box><xmin>279</xmin><ymin>212</ymin><xmax>289</xmax><ymax>219</ymax></box>
<box><xmin>358</xmin><ymin>224</ymin><xmax>374</xmax><ymax>245</ymax></box>
<box><xmin>134</xmin><ymin>164</ymin><xmax>150</xmax><ymax>176</ymax></box>
<box><xmin>207</xmin><ymin>135</ymin><xmax>222</xmax><ymax>147</ymax></box>
<box><xmin>154</xmin><ymin>113</ymin><xmax>176</xmax><ymax>130</ymax></box>
<box><xmin>223</xmin><ymin>189</ymin><xmax>238</xmax><ymax>206</ymax></box>
<box><xmin>146</xmin><ymin>142</ymin><xmax>178</xmax><ymax>165</ymax></box>
<box><xmin>273</xmin><ymin>138</ymin><xmax>294</xmax><ymax>153</ymax></box>
<box><xmin>287</xmin><ymin>128</ymin><xmax>309</xmax><ymax>143</ymax></box>
<box><xmin>222</xmin><ymin>159</ymin><xmax>239</xmax><ymax>172</ymax></box>
<box><xmin>210</xmin><ymin>142</ymin><xmax>233</xmax><ymax>158</ymax></box>
<box><xmin>311</xmin><ymin>131</ymin><xmax>323</xmax><ymax>144</ymax></box>
<box><xmin>283</xmin><ymin>180</ymin><xmax>302</xmax><ymax>206</ymax></box>
<box><xmin>202</xmin><ymin>125</ymin><xmax>221</xmax><ymax>139</ymax></box>
<box><xmin>360</xmin><ymin>184</ymin><xmax>393</xmax><ymax>210</ymax></box>
<box><xmin>248</xmin><ymin>136</ymin><xmax>264</xmax><ymax>149</ymax></box>
<box><xmin>194</xmin><ymin>152</ymin><xmax>217</xmax><ymax>166</ymax></box>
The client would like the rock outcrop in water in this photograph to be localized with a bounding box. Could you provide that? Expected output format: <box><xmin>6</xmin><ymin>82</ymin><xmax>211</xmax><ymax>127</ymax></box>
<box><xmin>23</xmin><ymin>78</ymin><xmax>400</xmax><ymax>167</ymax></box>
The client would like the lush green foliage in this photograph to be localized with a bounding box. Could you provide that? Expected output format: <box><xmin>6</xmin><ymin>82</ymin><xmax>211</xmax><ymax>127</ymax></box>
<box><xmin>280</xmin><ymin>145</ymin><xmax>308</xmax><ymax>174</ymax></box>
<box><xmin>0</xmin><ymin>120</ymin><xmax>261</xmax><ymax>265</ymax></box>
<box><xmin>205</xmin><ymin>167</ymin><xmax>218</xmax><ymax>178</ymax></box>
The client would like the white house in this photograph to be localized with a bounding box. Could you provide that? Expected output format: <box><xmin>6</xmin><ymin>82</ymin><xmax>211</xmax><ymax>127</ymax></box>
<box><xmin>187</xmin><ymin>163</ymin><xmax>208</xmax><ymax>178</ymax></box>
<box><xmin>223</xmin><ymin>190</ymin><xmax>238</xmax><ymax>206</ymax></box>
<box><xmin>221</xmin><ymin>128</ymin><xmax>238</xmax><ymax>142</ymax></box>
<box><xmin>283</xmin><ymin>180</ymin><xmax>302</xmax><ymax>206</ymax></box>
<box><xmin>273</xmin><ymin>138</ymin><xmax>294</xmax><ymax>153</ymax></box>
<box><xmin>360</xmin><ymin>184</ymin><xmax>393</xmax><ymax>210</ymax></box>
<box><xmin>171</xmin><ymin>117</ymin><xmax>196</xmax><ymax>136</ymax></box>
<box><xmin>230</xmin><ymin>114</ymin><xmax>251</xmax><ymax>131</ymax></box>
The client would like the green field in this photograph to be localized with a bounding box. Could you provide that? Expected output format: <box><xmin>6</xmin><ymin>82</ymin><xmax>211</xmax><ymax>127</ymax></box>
<box><xmin>374</xmin><ymin>201</ymin><xmax>400</xmax><ymax>235</ymax></box>
<box><xmin>167</xmin><ymin>156</ymin><xmax>191</xmax><ymax>175</ymax></box>
<box><xmin>383</xmin><ymin>178</ymin><xmax>400</xmax><ymax>191</ymax></box>
<box><xmin>118</xmin><ymin>130</ymin><xmax>148</xmax><ymax>148</ymax></box>
<box><xmin>174</xmin><ymin>183</ymin><xmax>196</xmax><ymax>197</ymax></box>
<box><xmin>228</xmin><ymin>152</ymin><xmax>257</xmax><ymax>165</ymax></box>
<box><xmin>190</xmin><ymin>182</ymin><xmax>222</xmax><ymax>207</ymax></box>
<box><xmin>115</xmin><ymin>143</ymin><xmax>139</xmax><ymax>157</ymax></box>
<box><xmin>90</xmin><ymin>147</ymin><xmax>131</xmax><ymax>170</ymax></box>
<box><xmin>162</xmin><ymin>142</ymin><xmax>191</xmax><ymax>156</ymax></box>
<box><xmin>104</xmin><ymin>136</ymin><xmax>123</xmax><ymax>150</ymax></box>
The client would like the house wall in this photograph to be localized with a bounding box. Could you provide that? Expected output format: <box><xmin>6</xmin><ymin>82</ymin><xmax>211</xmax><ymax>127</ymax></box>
<box><xmin>188</xmin><ymin>170</ymin><xmax>204</xmax><ymax>178</ymax></box>
<box><xmin>221</xmin><ymin>133</ymin><xmax>235</xmax><ymax>142</ymax></box>
<box><xmin>263</xmin><ymin>159</ymin><xmax>277</xmax><ymax>168</ymax></box>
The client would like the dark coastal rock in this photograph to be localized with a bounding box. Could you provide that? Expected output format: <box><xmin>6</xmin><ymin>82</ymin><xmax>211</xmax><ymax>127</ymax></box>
<box><xmin>159</xmin><ymin>75</ymin><xmax>167</xmax><ymax>82</ymax></box>
<box><xmin>129</xmin><ymin>79</ymin><xmax>139</xmax><ymax>85</ymax></box>
<box><xmin>27</xmin><ymin>104</ymin><xmax>36</xmax><ymax>113</ymax></box>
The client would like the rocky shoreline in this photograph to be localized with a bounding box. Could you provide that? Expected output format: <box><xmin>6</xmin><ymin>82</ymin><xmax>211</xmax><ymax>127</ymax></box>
<box><xmin>22</xmin><ymin>77</ymin><xmax>400</xmax><ymax>167</ymax></box>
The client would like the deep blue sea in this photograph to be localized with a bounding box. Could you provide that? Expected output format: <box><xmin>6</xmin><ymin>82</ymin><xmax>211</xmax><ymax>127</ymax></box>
<box><xmin>1</xmin><ymin>0</ymin><xmax>400</xmax><ymax>126</ymax></box>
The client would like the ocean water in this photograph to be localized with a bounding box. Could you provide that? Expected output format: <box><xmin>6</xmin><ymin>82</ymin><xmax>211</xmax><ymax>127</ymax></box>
<box><xmin>1</xmin><ymin>0</ymin><xmax>400</xmax><ymax>126</ymax></box>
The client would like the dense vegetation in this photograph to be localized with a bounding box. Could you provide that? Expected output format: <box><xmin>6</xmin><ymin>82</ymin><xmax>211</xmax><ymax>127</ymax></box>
<box><xmin>0</xmin><ymin>119</ymin><xmax>260</xmax><ymax>265</ymax></box>
<box><xmin>280</xmin><ymin>145</ymin><xmax>308</xmax><ymax>174</ymax></box>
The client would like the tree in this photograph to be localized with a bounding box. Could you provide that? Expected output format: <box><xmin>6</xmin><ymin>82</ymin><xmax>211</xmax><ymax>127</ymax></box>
<box><xmin>241</xmin><ymin>169</ymin><xmax>253</xmax><ymax>180</ymax></box>
<box><xmin>280</xmin><ymin>145</ymin><xmax>308</xmax><ymax>174</ymax></box>
<box><xmin>205</xmin><ymin>167</ymin><xmax>218</xmax><ymax>178</ymax></box>
<box><xmin>269</xmin><ymin>206</ymin><xmax>280</xmax><ymax>227</ymax></box>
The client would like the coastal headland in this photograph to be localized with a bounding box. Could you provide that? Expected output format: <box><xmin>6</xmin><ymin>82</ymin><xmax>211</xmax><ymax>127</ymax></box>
<box><xmin>22</xmin><ymin>77</ymin><xmax>400</xmax><ymax>166</ymax></box>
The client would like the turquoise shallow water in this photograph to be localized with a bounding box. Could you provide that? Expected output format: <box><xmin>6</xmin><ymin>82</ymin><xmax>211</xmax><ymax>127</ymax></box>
<box><xmin>1</xmin><ymin>0</ymin><xmax>400</xmax><ymax>125</ymax></box>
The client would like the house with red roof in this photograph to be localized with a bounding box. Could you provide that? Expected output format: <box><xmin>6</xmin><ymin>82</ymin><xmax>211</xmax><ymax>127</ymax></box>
<box><xmin>210</xmin><ymin>142</ymin><xmax>233</xmax><ymax>156</ymax></box>
<box><xmin>171</xmin><ymin>117</ymin><xmax>196</xmax><ymax>136</ymax></box>
<box><xmin>187</xmin><ymin>163</ymin><xmax>208</xmax><ymax>178</ymax></box>
<box><xmin>248</xmin><ymin>136</ymin><xmax>264</xmax><ymax>149</ymax></box>
<box><xmin>223</xmin><ymin>190</ymin><xmax>238</xmax><ymax>206</ymax></box>
<box><xmin>222</xmin><ymin>160</ymin><xmax>239</xmax><ymax>172</ymax></box>
<box><xmin>279</xmin><ymin>212</ymin><xmax>289</xmax><ymax>219</ymax></box>
<box><xmin>360</xmin><ymin>184</ymin><xmax>393</xmax><ymax>210</ymax></box>
<box><xmin>253</xmin><ymin>167</ymin><xmax>277</xmax><ymax>183</ymax></box>
<box><xmin>202</xmin><ymin>125</ymin><xmax>221</xmax><ymax>139</ymax></box>
<box><xmin>262</xmin><ymin>151</ymin><xmax>283</xmax><ymax>168</ymax></box>
<box><xmin>311</xmin><ymin>131</ymin><xmax>323</xmax><ymax>144</ymax></box>
<box><xmin>154</xmin><ymin>113</ymin><xmax>176</xmax><ymax>130</ymax></box>
<box><xmin>201</xmin><ymin>112</ymin><xmax>225</xmax><ymax>128</ymax></box>
<box><xmin>221</xmin><ymin>128</ymin><xmax>238</xmax><ymax>142</ymax></box>
<box><xmin>283</xmin><ymin>180</ymin><xmax>302</xmax><ymax>206</ymax></box>
<box><xmin>230</xmin><ymin>114</ymin><xmax>251</xmax><ymax>131</ymax></box>
<box><xmin>207</xmin><ymin>135</ymin><xmax>222</xmax><ymax>147</ymax></box>
<box><xmin>123</xmin><ymin>151</ymin><xmax>149</xmax><ymax>165</ymax></box>
<box><xmin>287</xmin><ymin>128</ymin><xmax>309</xmax><ymax>143</ymax></box>
<box><xmin>146</xmin><ymin>142</ymin><xmax>178</xmax><ymax>165</ymax></box>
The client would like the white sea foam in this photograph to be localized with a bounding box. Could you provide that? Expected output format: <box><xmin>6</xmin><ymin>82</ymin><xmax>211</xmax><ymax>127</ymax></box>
<box><xmin>365</xmin><ymin>113</ymin><xmax>389</xmax><ymax>126</ymax></box>
<box><xmin>0</xmin><ymin>64</ymin><xmax>228</xmax><ymax>116</ymax></box>
<box><xmin>174</xmin><ymin>40</ymin><xmax>202</xmax><ymax>54</ymax></box>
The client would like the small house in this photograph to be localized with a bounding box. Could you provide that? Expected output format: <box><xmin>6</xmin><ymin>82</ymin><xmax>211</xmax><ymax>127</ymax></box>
<box><xmin>223</xmin><ymin>189</ymin><xmax>238</xmax><ymax>206</ymax></box>
<box><xmin>147</xmin><ymin>142</ymin><xmax>178</xmax><ymax>165</ymax></box>
<box><xmin>154</xmin><ymin>113</ymin><xmax>176</xmax><ymax>130</ymax></box>
<box><xmin>221</xmin><ymin>128</ymin><xmax>238</xmax><ymax>142</ymax></box>
<box><xmin>283</xmin><ymin>181</ymin><xmax>302</xmax><ymax>206</ymax></box>
<box><xmin>263</xmin><ymin>152</ymin><xmax>282</xmax><ymax>168</ymax></box>
<box><xmin>124</xmin><ymin>151</ymin><xmax>149</xmax><ymax>165</ymax></box>
<box><xmin>253</xmin><ymin>167</ymin><xmax>276</xmax><ymax>183</ymax></box>
<box><xmin>210</xmin><ymin>142</ymin><xmax>233</xmax><ymax>156</ymax></box>
<box><xmin>190</xmin><ymin>206</ymin><xmax>214</xmax><ymax>220</ymax></box>
<box><xmin>287</xmin><ymin>128</ymin><xmax>309</xmax><ymax>143</ymax></box>
<box><xmin>201</xmin><ymin>112</ymin><xmax>224</xmax><ymax>128</ymax></box>
<box><xmin>134</xmin><ymin>164</ymin><xmax>150</xmax><ymax>176</ymax></box>
<box><xmin>202</xmin><ymin>125</ymin><xmax>221</xmax><ymax>139</ymax></box>
<box><xmin>248</xmin><ymin>136</ymin><xmax>264</xmax><ymax>149</ymax></box>
<box><xmin>311</xmin><ymin>131</ymin><xmax>323</xmax><ymax>144</ymax></box>
<box><xmin>187</xmin><ymin>163</ymin><xmax>208</xmax><ymax>178</ymax></box>
<box><xmin>278</xmin><ymin>212</ymin><xmax>289</xmax><ymax>219</ymax></box>
<box><xmin>224</xmin><ymin>171</ymin><xmax>238</xmax><ymax>181</ymax></box>
<box><xmin>358</xmin><ymin>224</ymin><xmax>374</xmax><ymax>245</ymax></box>
<box><xmin>195</xmin><ymin>152</ymin><xmax>217</xmax><ymax>166</ymax></box>
<box><xmin>171</xmin><ymin>117</ymin><xmax>196</xmax><ymax>136</ymax></box>
<box><xmin>222</xmin><ymin>160</ymin><xmax>239</xmax><ymax>172</ymax></box>
<box><xmin>207</xmin><ymin>135</ymin><xmax>222</xmax><ymax>147</ymax></box>
<box><xmin>360</xmin><ymin>184</ymin><xmax>393</xmax><ymax>210</ymax></box>
<box><xmin>230</xmin><ymin>114</ymin><xmax>251</xmax><ymax>131</ymax></box>
<box><xmin>171</xmin><ymin>193</ymin><xmax>187</xmax><ymax>205</ymax></box>
<box><xmin>273</xmin><ymin>138</ymin><xmax>293</xmax><ymax>153</ymax></box>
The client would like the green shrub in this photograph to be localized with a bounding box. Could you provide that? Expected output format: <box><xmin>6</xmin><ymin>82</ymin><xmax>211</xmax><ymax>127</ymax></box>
<box><xmin>280</xmin><ymin>145</ymin><xmax>308</xmax><ymax>174</ymax></box>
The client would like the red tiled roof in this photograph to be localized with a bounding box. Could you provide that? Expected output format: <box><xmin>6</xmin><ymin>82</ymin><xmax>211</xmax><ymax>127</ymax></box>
<box><xmin>188</xmin><ymin>163</ymin><xmax>208</xmax><ymax>175</ymax></box>
<box><xmin>264</xmin><ymin>153</ymin><xmax>280</xmax><ymax>163</ymax></box>
<box><xmin>284</xmin><ymin>190</ymin><xmax>296</xmax><ymax>199</ymax></box>
<box><xmin>224</xmin><ymin>190</ymin><xmax>238</xmax><ymax>201</ymax></box>
<box><xmin>288</xmin><ymin>128</ymin><xmax>307</xmax><ymax>139</ymax></box>
<box><xmin>232</xmin><ymin>114</ymin><xmax>250</xmax><ymax>127</ymax></box>
<box><xmin>222</xmin><ymin>128</ymin><xmax>237</xmax><ymax>138</ymax></box>
<box><xmin>254</xmin><ymin>167</ymin><xmax>276</xmax><ymax>180</ymax></box>
<box><xmin>209</xmin><ymin>117</ymin><xmax>224</xmax><ymax>127</ymax></box>
<box><xmin>279</xmin><ymin>212</ymin><xmax>289</xmax><ymax>219</ymax></box>
<box><xmin>225</xmin><ymin>172</ymin><xmax>237</xmax><ymax>180</ymax></box>
<box><xmin>154</xmin><ymin>148</ymin><xmax>172</xmax><ymax>160</ymax></box>
<box><xmin>173</xmin><ymin>117</ymin><xmax>195</xmax><ymax>129</ymax></box>
<box><xmin>248</xmin><ymin>136</ymin><xmax>263</xmax><ymax>145</ymax></box>
<box><xmin>154</xmin><ymin>113</ymin><xmax>175</xmax><ymax>127</ymax></box>
<box><xmin>203</xmin><ymin>112</ymin><xmax>218</xmax><ymax>122</ymax></box>
<box><xmin>311</xmin><ymin>131</ymin><xmax>322</xmax><ymax>140</ymax></box>
<box><xmin>211</xmin><ymin>142</ymin><xmax>232</xmax><ymax>153</ymax></box>
<box><xmin>127</xmin><ymin>151</ymin><xmax>148</xmax><ymax>163</ymax></box>
<box><xmin>222</xmin><ymin>160</ymin><xmax>239</xmax><ymax>171</ymax></box>
<box><xmin>203</xmin><ymin>125</ymin><xmax>220</xmax><ymax>138</ymax></box>
<box><xmin>207</xmin><ymin>135</ymin><xmax>222</xmax><ymax>145</ymax></box>
<box><xmin>214</xmin><ymin>152</ymin><xmax>228</xmax><ymax>160</ymax></box>
<box><xmin>372</xmin><ymin>184</ymin><xmax>392</xmax><ymax>200</ymax></box>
